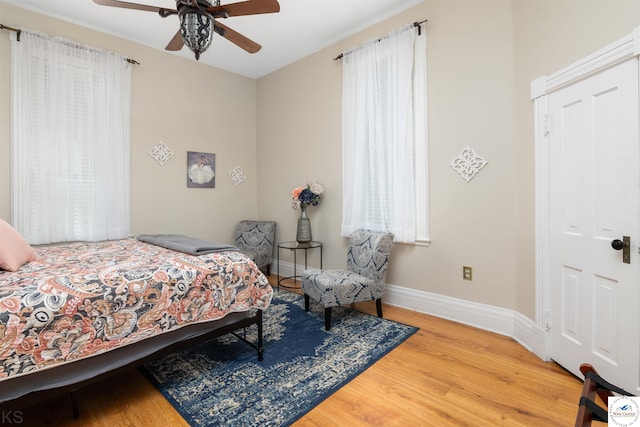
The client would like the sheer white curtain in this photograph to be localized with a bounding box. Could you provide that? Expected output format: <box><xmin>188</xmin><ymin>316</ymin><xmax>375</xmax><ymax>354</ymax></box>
<box><xmin>341</xmin><ymin>24</ymin><xmax>428</xmax><ymax>243</ymax></box>
<box><xmin>11</xmin><ymin>30</ymin><xmax>132</xmax><ymax>244</ymax></box>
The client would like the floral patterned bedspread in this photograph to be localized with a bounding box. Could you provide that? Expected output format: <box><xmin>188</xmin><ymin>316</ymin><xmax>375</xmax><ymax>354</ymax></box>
<box><xmin>0</xmin><ymin>239</ymin><xmax>273</xmax><ymax>380</ymax></box>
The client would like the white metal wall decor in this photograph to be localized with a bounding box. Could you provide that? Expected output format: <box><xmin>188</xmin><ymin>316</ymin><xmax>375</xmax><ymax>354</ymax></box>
<box><xmin>148</xmin><ymin>140</ymin><xmax>174</xmax><ymax>166</ymax></box>
<box><xmin>450</xmin><ymin>146</ymin><xmax>488</xmax><ymax>182</ymax></box>
<box><xmin>228</xmin><ymin>166</ymin><xmax>247</xmax><ymax>186</ymax></box>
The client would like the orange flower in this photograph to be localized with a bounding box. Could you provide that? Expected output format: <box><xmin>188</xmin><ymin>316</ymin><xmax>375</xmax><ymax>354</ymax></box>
<box><xmin>291</xmin><ymin>187</ymin><xmax>303</xmax><ymax>199</ymax></box>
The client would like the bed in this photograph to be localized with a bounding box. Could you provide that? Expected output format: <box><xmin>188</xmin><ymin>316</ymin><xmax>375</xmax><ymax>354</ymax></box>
<box><xmin>0</xmin><ymin>237</ymin><xmax>273</xmax><ymax>411</ymax></box>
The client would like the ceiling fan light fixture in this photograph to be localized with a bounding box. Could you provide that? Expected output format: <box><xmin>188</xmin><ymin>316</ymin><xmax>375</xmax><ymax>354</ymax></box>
<box><xmin>93</xmin><ymin>0</ymin><xmax>279</xmax><ymax>56</ymax></box>
<box><xmin>179</xmin><ymin>8</ymin><xmax>214</xmax><ymax>60</ymax></box>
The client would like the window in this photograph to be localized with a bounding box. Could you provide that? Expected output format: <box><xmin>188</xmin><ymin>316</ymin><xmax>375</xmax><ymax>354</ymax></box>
<box><xmin>341</xmin><ymin>24</ymin><xmax>428</xmax><ymax>244</ymax></box>
<box><xmin>11</xmin><ymin>30</ymin><xmax>132</xmax><ymax>244</ymax></box>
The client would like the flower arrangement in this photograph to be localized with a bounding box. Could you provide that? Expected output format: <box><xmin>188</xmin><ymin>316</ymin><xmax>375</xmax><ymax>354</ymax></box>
<box><xmin>291</xmin><ymin>181</ymin><xmax>324</xmax><ymax>210</ymax></box>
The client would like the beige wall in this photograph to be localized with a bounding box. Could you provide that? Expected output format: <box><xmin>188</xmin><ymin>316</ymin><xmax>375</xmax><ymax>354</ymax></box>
<box><xmin>257</xmin><ymin>0</ymin><xmax>640</xmax><ymax>319</ymax></box>
<box><xmin>510</xmin><ymin>0</ymin><xmax>640</xmax><ymax>316</ymax></box>
<box><xmin>0</xmin><ymin>3</ymin><xmax>259</xmax><ymax>243</ymax></box>
<box><xmin>2</xmin><ymin>1</ymin><xmax>639</xmax><ymax>321</ymax></box>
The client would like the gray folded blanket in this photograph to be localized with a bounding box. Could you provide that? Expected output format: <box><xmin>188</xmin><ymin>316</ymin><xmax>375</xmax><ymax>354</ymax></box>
<box><xmin>137</xmin><ymin>234</ymin><xmax>239</xmax><ymax>255</ymax></box>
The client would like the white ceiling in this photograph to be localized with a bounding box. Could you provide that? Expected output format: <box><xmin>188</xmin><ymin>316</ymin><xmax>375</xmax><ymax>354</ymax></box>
<box><xmin>1</xmin><ymin>0</ymin><xmax>425</xmax><ymax>79</ymax></box>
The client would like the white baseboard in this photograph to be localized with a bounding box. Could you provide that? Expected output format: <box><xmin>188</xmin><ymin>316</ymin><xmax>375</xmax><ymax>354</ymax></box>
<box><xmin>384</xmin><ymin>284</ymin><xmax>549</xmax><ymax>361</ymax></box>
<box><xmin>272</xmin><ymin>261</ymin><xmax>549</xmax><ymax>361</ymax></box>
<box><xmin>272</xmin><ymin>260</ymin><xmax>320</xmax><ymax>280</ymax></box>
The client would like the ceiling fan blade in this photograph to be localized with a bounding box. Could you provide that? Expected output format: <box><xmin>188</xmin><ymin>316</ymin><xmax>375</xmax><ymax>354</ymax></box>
<box><xmin>214</xmin><ymin>22</ymin><xmax>261</xmax><ymax>54</ymax></box>
<box><xmin>93</xmin><ymin>0</ymin><xmax>177</xmax><ymax>16</ymax></box>
<box><xmin>165</xmin><ymin>29</ymin><xmax>184</xmax><ymax>51</ymax></box>
<box><xmin>207</xmin><ymin>0</ymin><xmax>280</xmax><ymax>18</ymax></box>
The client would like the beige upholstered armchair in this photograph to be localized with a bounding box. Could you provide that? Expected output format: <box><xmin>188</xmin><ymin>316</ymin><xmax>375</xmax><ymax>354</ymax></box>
<box><xmin>300</xmin><ymin>229</ymin><xmax>394</xmax><ymax>330</ymax></box>
<box><xmin>234</xmin><ymin>220</ymin><xmax>276</xmax><ymax>275</ymax></box>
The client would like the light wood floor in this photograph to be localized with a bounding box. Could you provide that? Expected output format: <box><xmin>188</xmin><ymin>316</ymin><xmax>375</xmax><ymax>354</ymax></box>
<box><xmin>17</xmin><ymin>275</ymin><xmax>584</xmax><ymax>426</ymax></box>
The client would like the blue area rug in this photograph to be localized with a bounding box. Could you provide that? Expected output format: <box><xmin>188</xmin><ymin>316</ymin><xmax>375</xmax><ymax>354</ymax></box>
<box><xmin>142</xmin><ymin>289</ymin><xmax>418</xmax><ymax>427</ymax></box>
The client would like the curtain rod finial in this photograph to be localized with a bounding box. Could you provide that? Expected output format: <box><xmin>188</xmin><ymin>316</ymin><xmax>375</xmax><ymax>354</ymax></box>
<box><xmin>413</xmin><ymin>19</ymin><xmax>428</xmax><ymax>36</ymax></box>
<box><xmin>1</xmin><ymin>23</ymin><xmax>22</xmax><ymax>41</ymax></box>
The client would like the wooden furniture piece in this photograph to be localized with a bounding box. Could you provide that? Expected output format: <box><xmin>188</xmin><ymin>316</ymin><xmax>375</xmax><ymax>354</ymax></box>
<box><xmin>575</xmin><ymin>363</ymin><xmax>633</xmax><ymax>427</ymax></box>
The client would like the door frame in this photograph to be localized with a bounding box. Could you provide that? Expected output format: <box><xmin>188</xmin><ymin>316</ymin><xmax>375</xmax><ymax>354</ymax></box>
<box><xmin>531</xmin><ymin>26</ymin><xmax>640</xmax><ymax>360</ymax></box>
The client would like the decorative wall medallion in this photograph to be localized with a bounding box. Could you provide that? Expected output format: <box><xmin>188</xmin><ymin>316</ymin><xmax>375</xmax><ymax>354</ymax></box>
<box><xmin>148</xmin><ymin>140</ymin><xmax>174</xmax><ymax>166</ymax></box>
<box><xmin>450</xmin><ymin>146</ymin><xmax>488</xmax><ymax>182</ymax></box>
<box><xmin>228</xmin><ymin>166</ymin><xmax>247</xmax><ymax>186</ymax></box>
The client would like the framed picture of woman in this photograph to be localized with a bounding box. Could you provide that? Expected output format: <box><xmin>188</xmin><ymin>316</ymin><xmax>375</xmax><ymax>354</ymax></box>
<box><xmin>187</xmin><ymin>151</ymin><xmax>216</xmax><ymax>188</ymax></box>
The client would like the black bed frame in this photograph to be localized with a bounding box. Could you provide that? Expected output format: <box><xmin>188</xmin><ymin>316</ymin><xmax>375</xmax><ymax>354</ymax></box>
<box><xmin>0</xmin><ymin>309</ymin><xmax>264</xmax><ymax>419</ymax></box>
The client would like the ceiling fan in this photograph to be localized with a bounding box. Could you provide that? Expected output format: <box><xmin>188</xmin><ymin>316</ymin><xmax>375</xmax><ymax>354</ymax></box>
<box><xmin>93</xmin><ymin>0</ymin><xmax>280</xmax><ymax>60</ymax></box>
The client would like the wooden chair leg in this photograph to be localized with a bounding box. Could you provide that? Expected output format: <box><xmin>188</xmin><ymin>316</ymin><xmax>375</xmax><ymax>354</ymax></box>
<box><xmin>304</xmin><ymin>294</ymin><xmax>310</xmax><ymax>312</ymax></box>
<box><xmin>376</xmin><ymin>299</ymin><xmax>383</xmax><ymax>318</ymax></box>
<box><xmin>324</xmin><ymin>307</ymin><xmax>332</xmax><ymax>331</ymax></box>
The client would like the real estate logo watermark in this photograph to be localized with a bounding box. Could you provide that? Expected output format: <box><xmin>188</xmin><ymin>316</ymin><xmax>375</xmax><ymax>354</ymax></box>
<box><xmin>609</xmin><ymin>396</ymin><xmax>640</xmax><ymax>426</ymax></box>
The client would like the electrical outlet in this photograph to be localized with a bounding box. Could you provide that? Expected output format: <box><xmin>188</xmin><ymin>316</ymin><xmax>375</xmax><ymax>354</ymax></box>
<box><xmin>463</xmin><ymin>266</ymin><xmax>472</xmax><ymax>281</ymax></box>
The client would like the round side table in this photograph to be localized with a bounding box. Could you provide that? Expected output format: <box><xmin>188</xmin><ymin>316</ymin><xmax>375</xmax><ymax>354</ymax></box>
<box><xmin>276</xmin><ymin>241</ymin><xmax>323</xmax><ymax>289</ymax></box>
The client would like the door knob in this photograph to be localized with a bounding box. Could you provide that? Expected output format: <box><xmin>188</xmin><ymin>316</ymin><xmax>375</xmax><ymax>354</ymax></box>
<box><xmin>611</xmin><ymin>236</ymin><xmax>631</xmax><ymax>264</ymax></box>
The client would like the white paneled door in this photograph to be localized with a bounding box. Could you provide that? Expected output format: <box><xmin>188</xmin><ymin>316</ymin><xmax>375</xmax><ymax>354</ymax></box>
<box><xmin>547</xmin><ymin>58</ymin><xmax>640</xmax><ymax>393</ymax></box>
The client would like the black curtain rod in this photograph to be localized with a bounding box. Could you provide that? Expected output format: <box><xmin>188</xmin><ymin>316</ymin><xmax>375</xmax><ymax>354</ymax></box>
<box><xmin>333</xmin><ymin>19</ymin><xmax>428</xmax><ymax>61</ymax></box>
<box><xmin>1</xmin><ymin>23</ymin><xmax>140</xmax><ymax>65</ymax></box>
<box><xmin>0</xmin><ymin>24</ymin><xmax>21</xmax><ymax>41</ymax></box>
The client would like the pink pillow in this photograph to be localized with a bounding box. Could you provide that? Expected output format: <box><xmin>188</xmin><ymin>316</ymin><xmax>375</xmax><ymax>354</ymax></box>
<box><xmin>0</xmin><ymin>219</ymin><xmax>36</xmax><ymax>272</ymax></box>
